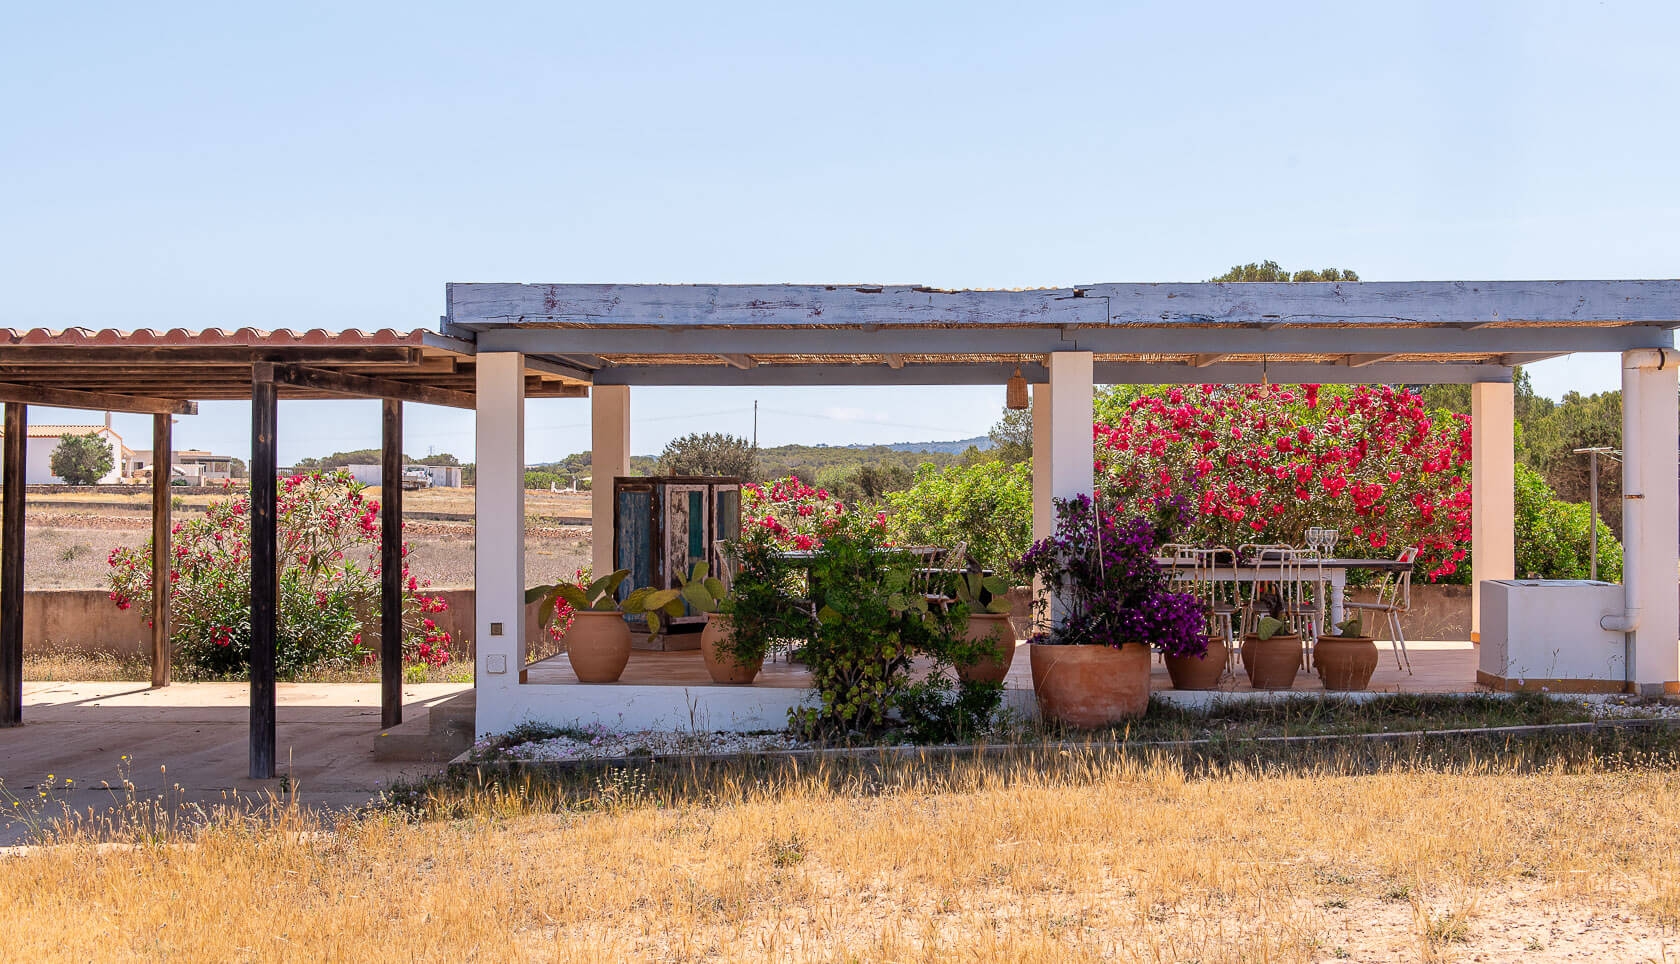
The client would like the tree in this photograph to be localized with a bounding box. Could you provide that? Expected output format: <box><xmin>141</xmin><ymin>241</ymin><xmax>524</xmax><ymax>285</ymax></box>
<box><xmin>987</xmin><ymin>405</ymin><xmax>1032</xmax><ymax>464</ymax></box>
<box><xmin>658</xmin><ymin>432</ymin><xmax>758</xmax><ymax>478</ymax></box>
<box><xmin>1211</xmin><ymin>260</ymin><xmax>1360</xmax><ymax>283</ymax></box>
<box><xmin>50</xmin><ymin>432</ymin><xmax>114</xmax><ymax>485</ymax></box>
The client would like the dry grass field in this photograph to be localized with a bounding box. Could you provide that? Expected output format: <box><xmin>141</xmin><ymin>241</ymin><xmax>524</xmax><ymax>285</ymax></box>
<box><xmin>4</xmin><ymin>746</ymin><xmax>1679</xmax><ymax>962</ymax></box>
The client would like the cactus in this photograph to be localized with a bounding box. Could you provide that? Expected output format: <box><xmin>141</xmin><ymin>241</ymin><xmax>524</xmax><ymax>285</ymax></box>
<box><xmin>953</xmin><ymin>571</ymin><xmax>1013</xmax><ymax>615</ymax></box>
<box><xmin>524</xmin><ymin>568</ymin><xmax>685</xmax><ymax>642</ymax></box>
<box><xmin>1254</xmin><ymin>615</ymin><xmax>1292</xmax><ymax>640</ymax></box>
<box><xmin>1335</xmin><ymin>615</ymin><xmax>1364</xmax><ymax>638</ymax></box>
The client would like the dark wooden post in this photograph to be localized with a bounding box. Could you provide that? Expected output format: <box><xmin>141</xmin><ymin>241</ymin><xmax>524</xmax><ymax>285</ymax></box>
<box><xmin>380</xmin><ymin>398</ymin><xmax>403</xmax><ymax>728</ymax></box>
<box><xmin>249</xmin><ymin>365</ymin><xmax>278</xmax><ymax>779</ymax></box>
<box><xmin>150</xmin><ymin>413</ymin><xmax>172</xmax><ymax>688</ymax></box>
<box><xmin>1</xmin><ymin>403</ymin><xmax>24</xmax><ymax>727</ymax></box>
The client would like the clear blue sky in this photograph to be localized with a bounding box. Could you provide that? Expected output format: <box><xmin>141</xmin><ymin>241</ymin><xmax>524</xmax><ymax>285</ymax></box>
<box><xmin>5</xmin><ymin>1</ymin><xmax>1677</xmax><ymax>465</ymax></box>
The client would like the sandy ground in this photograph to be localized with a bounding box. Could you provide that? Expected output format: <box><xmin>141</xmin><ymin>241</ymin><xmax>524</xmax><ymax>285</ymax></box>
<box><xmin>19</xmin><ymin>497</ymin><xmax>592</xmax><ymax>590</ymax></box>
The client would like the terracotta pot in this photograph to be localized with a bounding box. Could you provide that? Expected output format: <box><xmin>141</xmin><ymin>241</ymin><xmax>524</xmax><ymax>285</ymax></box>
<box><xmin>566</xmin><ymin>611</ymin><xmax>632</xmax><ymax>683</ymax></box>
<box><xmin>1242</xmin><ymin>633</ymin><xmax>1302</xmax><ymax>690</ymax></box>
<box><xmin>957</xmin><ymin>613</ymin><xmax>1018</xmax><ymax>684</ymax></box>
<box><xmin>1315</xmin><ymin>635</ymin><xmax>1379</xmax><ymax>691</ymax></box>
<box><xmin>700</xmin><ymin>614</ymin><xmax>763</xmax><ymax>684</ymax></box>
<box><xmin>1165</xmin><ymin>636</ymin><xmax>1228</xmax><ymax>691</ymax></box>
<box><xmin>1029</xmin><ymin>643</ymin><xmax>1151</xmax><ymax>727</ymax></box>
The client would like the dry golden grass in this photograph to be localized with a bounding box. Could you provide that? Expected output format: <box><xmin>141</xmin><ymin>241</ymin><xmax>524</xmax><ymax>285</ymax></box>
<box><xmin>4</xmin><ymin>747</ymin><xmax>1680</xmax><ymax>961</ymax></box>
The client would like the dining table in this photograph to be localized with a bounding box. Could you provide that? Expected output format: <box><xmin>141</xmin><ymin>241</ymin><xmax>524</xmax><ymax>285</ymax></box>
<box><xmin>1155</xmin><ymin>553</ymin><xmax>1414</xmax><ymax>625</ymax></box>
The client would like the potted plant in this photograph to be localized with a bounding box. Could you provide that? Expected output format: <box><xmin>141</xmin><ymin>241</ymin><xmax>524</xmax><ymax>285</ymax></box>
<box><xmin>1164</xmin><ymin>610</ymin><xmax>1229</xmax><ymax>692</ymax></box>
<box><xmin>526</xmin><ymin>570</ymin><xmax>683</xmax><ymax>683</ymax></box>
<box><xmin>675</xmin><ymin>561</ymin><xmax>766</xmax><ymax>684</ymax></box>
<box><xmin>950</xmin><ymin>571</ymin><xmax>1017</xmax><ymax>684</ymax></box>
<box><xmin>1315</xmin><ymin>615</ymin><xmax>1379</xmax><ymax>691</ymax></box>
<box><xmin>1242</xmin><ymin>614</ymin><xmax>1302</xmax><ymax>690</ymax></box>
<box><xmin>1017</xmin><ymin>495</ymin><xmax>1204</xmax><ymax>726</ymax></box>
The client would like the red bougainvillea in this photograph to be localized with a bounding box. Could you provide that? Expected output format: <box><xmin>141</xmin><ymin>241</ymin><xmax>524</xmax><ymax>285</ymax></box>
<box><xmin>1094</xmin><ymin>384</ymin><xmax>1472</xmax><ymax>580</ymax></box>
<box><xmin>741</xmin><ymin>477</ymin><xmax>853</xmax><ymax>551</ymax></box>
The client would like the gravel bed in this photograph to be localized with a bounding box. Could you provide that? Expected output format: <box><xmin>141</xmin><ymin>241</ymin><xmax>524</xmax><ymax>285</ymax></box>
<box><xmin>1579</xmin><ymin>695</ymin><xmax>1680</xmax><ymax>720</ymax></box>
<box><xmin>475</xmin><ymin>728</ymin><xmax>809</xmax><ymax>763</ymax></box>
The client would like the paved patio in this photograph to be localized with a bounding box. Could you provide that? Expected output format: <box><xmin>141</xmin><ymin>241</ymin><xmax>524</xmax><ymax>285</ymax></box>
<box><xmin>0</xmin><ymin>682</ymin><xmax>470</xmax><ymax>846</ymax></box>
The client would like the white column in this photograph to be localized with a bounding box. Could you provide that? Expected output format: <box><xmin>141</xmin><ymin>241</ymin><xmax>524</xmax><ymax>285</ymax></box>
<box><xmin>1031</xmin><ymin>381</ymin><xmax>1054</xmax><ymax>546</ymax></box>
<box><xmin>1043</xmin><ymin>352</ymin><xmax>1094</xmax><ymax>626</ymax></box>
<box><xmin>475</xmin><ymin>353</ymin><xmax>525</xmax><ymax>727</ymax></box>
<box><xmin>1620</xmin><ymin>353</ymin><xmax>1679</xmax><ymax>694</ymax></box>
<box><xmin>1470</xmin><ymin>380</ymin><xmax>1515</xmax><ymax>642</ymax></box>
<box><xmin>590</xmin><ymin>385</ymin><xmax>631</xmax><ymax>579</ymax></box>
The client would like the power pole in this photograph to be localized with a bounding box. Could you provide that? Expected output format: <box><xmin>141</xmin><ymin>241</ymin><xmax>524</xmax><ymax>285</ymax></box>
<box><xmin>1574</xmin><ymin>446</ymin><xmax>1616</xmax><ymax>580</ymax></box>
<box><xmin>752</xmin><ymin>399</ymin><xmax>758</xmax><ymax>449</ymax></box>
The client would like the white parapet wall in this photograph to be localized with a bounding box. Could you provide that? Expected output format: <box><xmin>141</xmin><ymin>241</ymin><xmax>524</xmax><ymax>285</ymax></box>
<box><xmin>1477</xmin><ymin>579</ymin><xmax>1627</xmax><ymax>691</ymax></box>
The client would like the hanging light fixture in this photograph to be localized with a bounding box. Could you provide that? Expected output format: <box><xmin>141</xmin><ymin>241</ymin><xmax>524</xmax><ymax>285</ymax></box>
<box><xmin>1006</xmin><ymin>366</ymin><xmax>1029</xmax><ymax>410</ymax></box>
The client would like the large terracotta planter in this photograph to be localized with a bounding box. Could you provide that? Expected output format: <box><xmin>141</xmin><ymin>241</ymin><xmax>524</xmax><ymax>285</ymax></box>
<box><xmin>566</xmin><ymin>611</ymin><xmax>632</xmax><ymax>683</ymax></box>
<box><xmin>1029</xmin><ymin>642</ymin><xmax>1151</xmax><ymax>727</ymax></box>
<box><xmin>957</xmin><ymin>613</ymin><xmax>1018</xmax><ymax>684</ymax></box>
<box><xmin>1165</xmin><ymin>636</ymin><xmax>1228</xmax><ymax>691</ymax></box>
<box><xmin>700</xmin><ymin>614</ymin><xmax>763</xmax><ymax>684</ymax></box>
<box><xmin>1315</xmin><ymin>635</ymin><xmax>1378</xmax><ymax>691</ymax></box>
<box><xmin>1242</xmin><ymin>633</ymin><xmax>1302</xmax><ymax>690</ymax></box>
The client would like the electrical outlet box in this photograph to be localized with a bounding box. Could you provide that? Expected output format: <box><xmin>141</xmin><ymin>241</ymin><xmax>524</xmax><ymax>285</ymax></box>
<box><xmin>486</xmin><ymin>654</ymin><xmax>507</xmax><ymax>674</ymax></box>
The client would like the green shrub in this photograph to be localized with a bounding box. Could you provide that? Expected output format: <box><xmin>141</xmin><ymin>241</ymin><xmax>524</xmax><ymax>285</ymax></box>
<box><xmin>1514</xmin><ymin>464</ymin><xmax>1622</xmax><ymax>581</ymax></box>
<box><xmin>884</xmin><ymin>460</ymin><xmax>1033</xmax><ymax>578</ymax></box>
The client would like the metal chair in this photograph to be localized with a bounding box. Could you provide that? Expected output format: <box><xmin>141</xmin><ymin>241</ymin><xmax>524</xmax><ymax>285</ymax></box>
<box><xmin>1344</xmin><ymin>546</ymin><xmax>1419</xmax><ymax>673</ymax></box>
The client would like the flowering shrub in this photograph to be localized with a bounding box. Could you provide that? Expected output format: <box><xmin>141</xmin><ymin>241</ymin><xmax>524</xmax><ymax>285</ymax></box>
<box><xmin>1017</xmin><ymin>495</ymin><xmax>1206</xmax><ymax>658</ymax></box>
<box><xmin>741</xmin><ymin>476</ymin><xmax>871</xmax><ymax>551</ymax></box>
<box><xmin>1094</xmin><ymin>384</ymin><xmax>1472</xmax><ymax>580</ymax></box>
<box><xmin>107</xmin><ymin>472</ymin><xmax>452</xmax><ymax>678</ymax></box>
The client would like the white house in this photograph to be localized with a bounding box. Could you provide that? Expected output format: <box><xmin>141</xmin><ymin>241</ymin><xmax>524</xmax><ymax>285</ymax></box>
<box><xmin>0</xmin><ymin>422</ymin><xmax>125</xmax><ymax>484</ymax></box>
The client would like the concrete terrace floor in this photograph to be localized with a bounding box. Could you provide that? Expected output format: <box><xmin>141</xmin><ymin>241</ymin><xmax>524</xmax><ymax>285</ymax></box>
<box><xmin>0</xmin><ymin>682</ymin><xmax>471</xmax><ymax>846</ymax></box>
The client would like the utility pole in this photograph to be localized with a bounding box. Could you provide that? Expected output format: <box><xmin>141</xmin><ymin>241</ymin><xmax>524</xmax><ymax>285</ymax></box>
<box><xmin>1574</xmin><ymin>446</ymin><xmax>1616</xmax><ymax>580</ymax></box>
<box><xmin>752</xmin><ymin>399</ymin><xmax>758</xmax><ymax>449</ymax></box>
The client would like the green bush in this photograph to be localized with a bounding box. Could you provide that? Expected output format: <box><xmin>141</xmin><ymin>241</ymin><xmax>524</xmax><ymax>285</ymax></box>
<box><xmin>1514</xmin><ymin>464</ymin><xmax>1622</xmax><ymax>581</ymax></box>
<box><xmin>884</xmin><ymin>460</ymin><xmax>1033</xmax><ymax>578</ymax></box>
<box><xmin>524</xmin><ymin>470</ymin><xmax>566</xmax><ymax>491</ymax></box>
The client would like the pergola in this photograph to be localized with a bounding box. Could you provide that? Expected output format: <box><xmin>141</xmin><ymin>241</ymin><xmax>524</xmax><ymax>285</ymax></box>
<box><xmin>3</xmin><ymin>281</ymin><xmax>1677</xmax><ymax>775</ymax></box>
<box><xmin>447</xmin><ymin>281</ymin><xmax>1680</xmax><ymax>737</ymax></box>
<box><xmin>0</xmin><ymin>328</ymin><xmax>585</xmax><ymax>777</ymax></box>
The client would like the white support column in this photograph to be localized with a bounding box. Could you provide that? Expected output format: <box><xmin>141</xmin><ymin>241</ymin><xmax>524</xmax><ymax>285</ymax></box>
<box><xmin>475</xmin><ymin>353</ymin><xmax>526</xmax><ymax>731</ymax></box>
<box><xmin>1031</xmin><ymin>381</ymin><xmax>1054</xmax><ymax>546</ymax></box>
<box><xmin>590</xmin><ymin>385</ymin><xmax>631</xmax><ymax>580</ymax></box>
<box><xmin>1470</xmin><ymin>380</ymin><xmax>1515</xmax><ymax>642</ymax></box>
<box><xmin>1619</xmin><ymin>353</ymin><xmax>1679</xmax><ymax>694</ymax></box>
<box><xmin>1042</xmin><ymin>352</ymin><xmax>1094</xmax><ymax>626</ymax></box>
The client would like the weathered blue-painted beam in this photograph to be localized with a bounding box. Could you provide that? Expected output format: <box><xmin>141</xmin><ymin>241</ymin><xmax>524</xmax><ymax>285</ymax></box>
<box><xmin>447</xmin><ymin>280</ymin><xmax>1680</xmax><ymax>330</ymax></box>
<box><xmin>475</xmin><ymin>324</ymin><xmax>1671</xmax><ymax>357</ymax></box>
<box><xmin>588</xmin><ymin>361</ymin><xmax>1513</xmax><ymax>387</ymax></box>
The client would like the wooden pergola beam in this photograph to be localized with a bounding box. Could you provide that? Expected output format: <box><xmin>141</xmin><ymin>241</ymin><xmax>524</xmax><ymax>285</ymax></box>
<box><xmin>1</xmin><ymin>403</ymin><xmax>23</xmax><ymax>727</ymax></box>
<box><xmin>719</xmin><ymin>354</ymin><xmax>758</xmax><ymax>370</ymax></box>
<box><xmin>1346</xmin><ymin>353</ymin><xmax>1401</xmax><ymax>368</ymax></box>
<box><xmin>0</xmin><ymin>381</ymin><xmax>197</xmax><ymax>415</ymax></box>
<box><xmin>271</xmin><ymin>365</ymin><xmax>476</xmax><ymax>410</ymax></box>
<box><xmin>1192</xmin><ymin>353</ymin><xmax>1232</xmax><ymax>368</ymax></box>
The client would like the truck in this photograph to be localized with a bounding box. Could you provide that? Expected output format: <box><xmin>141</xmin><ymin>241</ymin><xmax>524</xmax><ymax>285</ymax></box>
<box><xmin>400</xmin><ymin>466</ymin><xmax>433</xmax><ymax>490</ymax></box>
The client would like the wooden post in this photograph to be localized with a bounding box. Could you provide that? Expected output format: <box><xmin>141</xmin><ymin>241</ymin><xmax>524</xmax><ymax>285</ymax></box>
<box><xmin>380</xmin><ymin>398</ymin><xmax>403</xmax><ymax>729</ymax></box>
<box><xmin>1</xmin><ymin>403</ymin><xmax>24</xmax><ymax>727</ymax></box>
<box><xmin>249</xmin><ymin>365</ymin><xmax>278</xmax><ymax>779</ymax></box>
<box><xmin>150</xmin><ymin>413</ymin><xmax>172</xmax><ymax>688</ymax></box>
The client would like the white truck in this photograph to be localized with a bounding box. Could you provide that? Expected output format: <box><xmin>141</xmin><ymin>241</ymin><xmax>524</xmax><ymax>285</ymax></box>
<box><xmin>400</xmin><ymin>466</ymin><xmax>433</xmax><ymax>490</ymax></box>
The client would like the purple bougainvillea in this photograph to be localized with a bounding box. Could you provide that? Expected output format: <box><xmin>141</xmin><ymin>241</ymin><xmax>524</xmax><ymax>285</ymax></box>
<box><xmin>1018</xmin><ymin>494</ymin><xmax>1207</xmax><ymax>658</ymax></box>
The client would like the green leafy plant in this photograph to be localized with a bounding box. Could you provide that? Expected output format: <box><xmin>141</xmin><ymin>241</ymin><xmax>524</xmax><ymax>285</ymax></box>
<box><xmin>1335</xmin><ymin>615</ymin><xmax>1365</xmax><ymax>638</ymax></box>
<box><xmin>953</xmin><ymin>571</ymin><xmax>1012</xmax><ymax>615</ymax></box>
<box><xmin>675</xmin><ymin>561</ymin><xmax>729</xmax><ymax>614</ymax></box>
<box><xmin>1253</xmin><ymin>615</ymin><xmax>1292</xmax><ymax>641</ymax></box>
<box><xmin>525</xmin><ymin>569</ymin><xmax>687</xmax><ymax>640</ymax></box>
<box><xmin>792</xmin><ymin>519</ymin><xmax>964</xmax><ymax>739</ymax></box>
<box><xmin>895</xmin><ymin>676</ymin><xmax>1004</xmax><ymax>744</ymax></box>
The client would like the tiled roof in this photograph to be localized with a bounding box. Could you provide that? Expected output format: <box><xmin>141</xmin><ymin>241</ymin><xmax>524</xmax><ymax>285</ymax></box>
<box><xmin>0</xmin><ymin>327</ymin><xmax>457</xmax><ymax>348</ymax></box>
